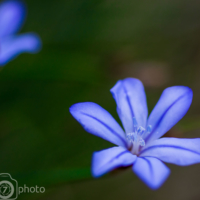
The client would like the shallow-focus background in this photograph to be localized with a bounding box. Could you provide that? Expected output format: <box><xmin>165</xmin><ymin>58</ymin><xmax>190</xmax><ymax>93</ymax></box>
<box><xmin>1</xmin><ymin>0</ymin><xmax>200</xmax><ymax>199</ymax></box>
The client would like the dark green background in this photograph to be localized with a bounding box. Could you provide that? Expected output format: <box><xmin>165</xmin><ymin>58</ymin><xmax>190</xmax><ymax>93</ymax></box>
<box><xmin>1</xmin><ymin>0</ymin><xmax>200</xmax><ymax>199</ymax></box>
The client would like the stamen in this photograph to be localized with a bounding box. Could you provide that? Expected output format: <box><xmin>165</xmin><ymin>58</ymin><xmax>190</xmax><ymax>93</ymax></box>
<box><xmin>139</xmin><ymin>138</ymin><xmax>145</xmax><ymax>146</ymax></box>
<box><xmin>126</xmin><ymin>133</ymin><xmax>134</xmax><ymax>141</ymax></box>
<box><xmin>126</xmin><ymin>118</ymin><xmax>152</xmax><ymax>155</ymax></box>
<box><xmin>133</xmin><ymin>117</ymin><xmax>138</xmax><ymax>132</ymax></box>
<box><xmin>137</xmin><ymin>126</ymin><xmax>145</xmax><ymax>136</ymax></box>
<box><xmin>133</xmin><ymin>118</ymin><xmax>138</xmax><ymax>127</ymax></box>
<box><xmin>147</xmin><ymin>125</ymin><xmax>152</xmax><ymax>133</ymax></box>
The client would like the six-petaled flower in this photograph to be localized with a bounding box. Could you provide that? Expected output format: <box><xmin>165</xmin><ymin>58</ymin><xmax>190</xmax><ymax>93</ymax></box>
<box><xmin>70</xmin><ymin>77</ymin><xmax>200</xmax><ymax>190</ymax></box>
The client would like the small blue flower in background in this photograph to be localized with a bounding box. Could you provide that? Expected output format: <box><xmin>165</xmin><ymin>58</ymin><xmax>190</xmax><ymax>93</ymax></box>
<box><xmin>0</xmin><ymin>0</ymin><xmax>41</xmax><ymax>66</ymax></box>
<box><xmin>70</xmin><ymin>77</ymin><xmax>200</xmax><ymax>190</ymax></box>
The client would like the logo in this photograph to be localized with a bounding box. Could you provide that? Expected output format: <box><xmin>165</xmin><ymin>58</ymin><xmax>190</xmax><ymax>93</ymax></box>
<box><xmin>0</xmin><ymin>173</ymin><xmax>45</xmax><ymax>199</ymax></box>
<box><xmin>0</xmin><ymin>173</ymin><xmax>17</xmax><ymax>199</ymax></box>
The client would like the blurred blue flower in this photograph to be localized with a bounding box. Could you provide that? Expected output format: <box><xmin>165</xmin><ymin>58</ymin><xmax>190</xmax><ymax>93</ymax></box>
<box><xmin>0</xmin><ymin>0</ymin><xmax>41</xmax><ymax>66</ymax></box>
<box><xmin>70</xmin><ymin>78</ymin><xmax>200</xmax><ymax>190</ymax></box>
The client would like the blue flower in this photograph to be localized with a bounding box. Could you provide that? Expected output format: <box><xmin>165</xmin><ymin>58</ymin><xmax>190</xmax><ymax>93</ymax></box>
<box><xmin>0</xmin><ymin>0</ymin><xmax>41</xmax><ymax>66</ymax></box>
<box><xmin>69</xmin><ymin>78</ymin><xmax>200</xmax><ymax>190</ymax></box>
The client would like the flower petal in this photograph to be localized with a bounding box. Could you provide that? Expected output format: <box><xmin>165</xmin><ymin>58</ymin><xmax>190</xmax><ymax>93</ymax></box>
<box><xmin>0</xmin><ymin>1</ymin><xmax>25</xmax><ymax>37</ymax></box>
<box><xmin>110</xmin><ymin>78</ymin><xmax>148</xmax><ymax>133</ymax></box>
<box><xmin>0</xmin><ymin>33</ymin><xmax>42</xmax><ymax>66</ymax></box>
<box><xmin>69</xmin><ymin>102</ymin><xmax>128</xmax><ymax>147</ymax></box>
<box><xmin>145</xmin><ymin>86</ymin><xmax>193</xmax><ymax>143</ymax></box>
<box><xmin>133</xmin><ymin>157</ymin><xmax>170</xmax><ymax>190</ymax></box>
<box><xmin>92</xmin><ymin>146</ymin><xmax>137</xmax><ymax>177</ymax></box>
<box><xmin>140</xmin><ymin>137</ymin><xmax>200</xmax><ymax>166</ymax></box>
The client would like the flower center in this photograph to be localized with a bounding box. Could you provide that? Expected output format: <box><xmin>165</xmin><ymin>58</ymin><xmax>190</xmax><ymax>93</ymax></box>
<box><xmin>126</xmin><ymin>118</ymin><xmax>151</xmax><ymax>155</ymax></box>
